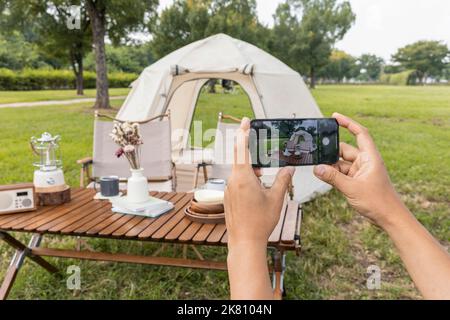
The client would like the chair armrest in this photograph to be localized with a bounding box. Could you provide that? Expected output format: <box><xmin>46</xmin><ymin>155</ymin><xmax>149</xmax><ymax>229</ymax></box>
<box><xmin>77</xmin><ymin>157</ymin><xmax>93</xmax><ymax>166</ymax></box>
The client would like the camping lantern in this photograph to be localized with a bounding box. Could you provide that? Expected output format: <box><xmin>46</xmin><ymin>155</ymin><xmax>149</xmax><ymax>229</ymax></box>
<box><xmin>30</xmin><ymin>132</ymin><xmax>70</xmax><ymax>205</ymax></box>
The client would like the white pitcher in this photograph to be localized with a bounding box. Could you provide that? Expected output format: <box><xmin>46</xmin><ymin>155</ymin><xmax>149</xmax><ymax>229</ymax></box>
<box><xmin>127</xmin><ymin>168</ymin><xmax>149</xmax><ymax>203</ymax></box>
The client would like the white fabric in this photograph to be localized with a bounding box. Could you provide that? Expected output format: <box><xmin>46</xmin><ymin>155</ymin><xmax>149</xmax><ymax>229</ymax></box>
<box><xmin>176</xmin><ymin>147</ymin><xmax>214</xmax><ymax>165</ymax></box>
<box><xmin>92</xmin><ymin>119</ymin><xmax>173</xmax><ymax>179</ymax></box>
<box><xmin>116</xmin><ymin>33</ymin><xmax>330</xmax><ymax>203</ymax></box>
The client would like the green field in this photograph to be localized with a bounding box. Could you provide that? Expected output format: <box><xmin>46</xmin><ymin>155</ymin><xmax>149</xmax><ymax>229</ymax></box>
<box><xmin>0</xmin><ymin>88</ymin><xmax>130</xmax><ymax>104</ymax></box>
<box><xmin>0</xmin><ymin>85</ymin><xmax>449</xmax><ymax>299</ymax></box>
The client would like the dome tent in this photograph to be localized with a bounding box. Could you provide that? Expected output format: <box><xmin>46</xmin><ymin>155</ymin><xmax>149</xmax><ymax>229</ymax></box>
<box><xmin>116</xmin><ymin>33</ymin><xmax>331</xmax><ymax>203</ymax></box>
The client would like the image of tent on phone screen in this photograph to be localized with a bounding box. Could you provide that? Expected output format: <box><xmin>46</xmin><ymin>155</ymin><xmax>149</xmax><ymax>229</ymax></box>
<box><xmin>252</xmin><ymin>119</ymin><xmax>320</xmax><ymax>167</ymax></box>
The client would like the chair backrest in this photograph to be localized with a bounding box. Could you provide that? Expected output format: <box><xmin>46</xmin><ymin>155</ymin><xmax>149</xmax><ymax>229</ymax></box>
<box><xmin>92</xmin><ymin>116</ymin><xmax>172</xmax><ymax>180</ymax></box>
<box><xmin>210</xmin><ymin>113</ymin><xmax>241</xmax><ymax>180</ymax></box>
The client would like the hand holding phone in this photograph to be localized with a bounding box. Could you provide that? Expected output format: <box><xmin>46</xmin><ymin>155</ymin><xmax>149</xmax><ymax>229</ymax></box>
<box><xmin>250</xmin><ymin>118</ymin><xmax>339</xmax><ymax>167</ymax></box>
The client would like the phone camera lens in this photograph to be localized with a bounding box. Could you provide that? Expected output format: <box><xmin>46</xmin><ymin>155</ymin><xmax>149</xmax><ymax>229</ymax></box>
<box><xmin>322</xmin><ymin>137</ymin><xmax>330</xmax><ymax>146</ymax></box>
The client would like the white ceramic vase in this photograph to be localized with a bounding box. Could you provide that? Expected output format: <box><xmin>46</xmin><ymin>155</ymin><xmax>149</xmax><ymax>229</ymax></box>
<box><xmin>127</xmin><ymin>168</ymin><xmax>149</xmax><ymax>203</ymax></box>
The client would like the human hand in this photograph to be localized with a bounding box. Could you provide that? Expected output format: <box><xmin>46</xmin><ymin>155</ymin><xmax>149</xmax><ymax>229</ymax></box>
<box><xmin>224</xmin><ymin>118</ymin><xmax>295</xmax><ymax>248</ymax></box>
<box><xmin>313</xmin><ymin>113</ymin><xmax>405</xmax><ymax>229</ymax></box>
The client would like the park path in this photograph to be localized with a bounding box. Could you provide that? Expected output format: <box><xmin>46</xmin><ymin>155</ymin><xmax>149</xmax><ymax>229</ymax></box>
<box><xmin>0</xmin><ymin>95</ymin><xmax>127</xmax><ymax>109</ymax></box>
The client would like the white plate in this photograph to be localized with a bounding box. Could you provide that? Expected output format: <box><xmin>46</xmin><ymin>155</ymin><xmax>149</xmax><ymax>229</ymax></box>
<box><xmin>194</xmin><ymin>189</ymin><xmax>224</xmax><ymax>204</ymax></box>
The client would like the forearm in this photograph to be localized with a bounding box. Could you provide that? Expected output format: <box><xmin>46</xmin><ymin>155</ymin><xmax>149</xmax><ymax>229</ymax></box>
<box><xmin>382</xmin><ymin>203</ymin><xmax>450</xmax><ymax>299</ymax></box>
<box><xmin>227</xmin><ymin>242</ymin><xmax>273</xmax><ymax>300</ymax></box>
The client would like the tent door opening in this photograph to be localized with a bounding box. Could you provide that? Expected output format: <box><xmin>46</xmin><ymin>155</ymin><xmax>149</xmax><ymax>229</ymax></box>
<box><xmin>163</xmin><ymin>72</ymin><xmax>265</xmax><ymax>152</ymax></box>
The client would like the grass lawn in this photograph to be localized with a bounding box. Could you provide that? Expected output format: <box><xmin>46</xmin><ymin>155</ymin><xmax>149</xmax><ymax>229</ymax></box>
<box><xmin>0</xmin><ymin>88</ymin><xmax>130</xmax><ymax>104</ymax></box>
<box><xmin>0</xmin><ymin>85</ymin><xmax>449</xmax><ymax>299</ymax></box>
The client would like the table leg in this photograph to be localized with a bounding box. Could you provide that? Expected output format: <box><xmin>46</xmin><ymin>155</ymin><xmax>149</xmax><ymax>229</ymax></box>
<box><xmin>271</xmin><ymin>248</ymin><xmax>286</xmax><ymax>300</ymax></box>
<box><xmin>193</xmin><ymin>165</ymin><xmax>200</xmax><ymax>189</ymax></box>
<box><xmin>0</xmin><ymin>232</ymin><xmax>58</xmax><ymax>300</ymax></box>
<box><xmin>202</xmin><ymin>164</ymin><xmax>208</xmax><ymax>183</ymax></box>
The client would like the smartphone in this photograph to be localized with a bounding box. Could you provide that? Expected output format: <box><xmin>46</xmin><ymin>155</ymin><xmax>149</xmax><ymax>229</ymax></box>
<box><xmin>250</xmin><ymin>118</ymin><xmax>339</xmax><ymax>167</ymax></box>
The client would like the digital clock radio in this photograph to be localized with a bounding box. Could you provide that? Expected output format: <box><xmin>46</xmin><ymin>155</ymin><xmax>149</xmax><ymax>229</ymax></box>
<box><xmin>0</xmin><ymin>183</ymin><xmax>36</xmax><ymax>215</ymax></box>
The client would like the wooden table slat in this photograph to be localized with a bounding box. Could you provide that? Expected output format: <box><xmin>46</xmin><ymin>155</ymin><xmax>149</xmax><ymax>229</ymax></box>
<box><xmin>21</xmin><ymin>190</ymin><xmax>95</xmax><ymax>231</ymax></box>
<box><xmin>86</xmin><ymin>213</ymin><xmax>125</xmax><ymax>235</ymax></box>
<box><xmin>205</xmin><ymin>224</ymin><xmax>226</xmax><ymax>243</ymax></box>
<box><xmin>178</xmin><ymin>222</ymin><xmax>202</xmax><ymax>242</ymax></box>
<box><xmin>72</xmin><ymin>211</ymin><xmax>117</xmax><ymax>234</ymax></box>
<box><xmin>124</xmin><ymin>193</ymin><xmax>187</xmax><ymax>237</ymax></box>
<box><xmin>280</xmin><ymin>200</ymin><xmax>299</xmax><ymax>244</ymax></box>
<box><xmin>98</xmin><ymin>214</ymin><xmax>136</xmax><ymax>236</ymax></box>
<box><xmin>220</xmin><ymin>231</ymin><xmax>228</xmax><ymax>244</ymax></box>
<box><xmin>60</xmin><ymin>206</ymin><xmax>114</xmax><ymax>233</ymax></box>
<box><xmin>137</xmin><ymin>194</ymin><xmax>192</xmax><ymax>239</ymax></box>
<box><xmin>163</xmin><ymin>217</ymin><xmax>192</xmax><ymax>241</ymax></box>
<box><xmin>152</xmin><ymin>205</ymin><xmax>190</xmax><ymax>240</ymax></box>
<box><xmin>39</xmin><ymin>201</ymin><xmax>108</xmax><ymax>232</ymax></box>
<box><xmin>192</xmin><ymin>223</ymin><xmax>216</xmax><ymax>243</ymax></box>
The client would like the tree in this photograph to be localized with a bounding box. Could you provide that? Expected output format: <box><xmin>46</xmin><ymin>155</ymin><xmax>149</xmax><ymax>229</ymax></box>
<box><xmin>206</xmin><ymin>0</ymin><xmax>264</xmax><ymax>45</ymax></box>
<box><xmin>268</xmin><ymin>2</ymin><xmax>301</xmax><ymax>71</ymax></box>
<box><xmin>150</xmin><ymin>0</ymin><xmax>211</xmax><ymax>59</ymax></box>
<box><xmin>383</xmin><ymin>64</ymin><xmax>404</xmax><ymax>74</ymax></box>
<box><xmin>273</xmin><ymin>0</ymin><xmax>355</xmax><ymax>88</ymax></box>
<box><xmin>85</xmin><ymin>44</ymin><xmax>154</xmax><ymax>74</ymax></box>
<box><xmin>85</xmin><ymin>0</ymin><xmax>158</xmax><ymax>108</ymax></box>
<box><xmin>355</xmin><ymin>54</ymin><xmax>384</xmax><ymax>81</ymax></box>
<box><xmin>0</xmin><ymin>0</ymin><xmax>91</xmax><ymax>95</ymax></box>
<box><xmin>392</xmin><ymin>40</ymin><xmax>449</xmax><ymax>84</ymax></box>
<box><xmin>0</xmin><ymin>32</ymin><xmax>50</xmax><ymax>70</ymax></box>
<box><xmin>150</xmin><ymin>0</ymin><xmax>267</xmax><ymax>59</ymax></box>
<box><xmin>37</xmin><ymin>2</ymin><xmax>91</xmax><ymax>95</ymax></box>
<box><xmin>318</xmin><ymin>50</ymin><xmax>355</xmax><ymax>82</ymax></box>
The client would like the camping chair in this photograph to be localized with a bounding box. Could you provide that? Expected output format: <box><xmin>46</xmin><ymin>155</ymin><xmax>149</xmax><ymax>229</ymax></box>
<box><xmin>77</xmin><ymin>111</ymin><xmax>176</xmax><ymax>192</ymax></box>
<box><xmin>189</xmin><ymin>112</ymin><xmax>241</xmax><ymax>188</ymax></box>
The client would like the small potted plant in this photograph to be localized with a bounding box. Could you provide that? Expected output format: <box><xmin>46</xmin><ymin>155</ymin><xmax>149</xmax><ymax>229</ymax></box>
<box><xmin>110</xmin><ymin>121</ymin><xmax>149</xmax><ymax>203</ymax></box>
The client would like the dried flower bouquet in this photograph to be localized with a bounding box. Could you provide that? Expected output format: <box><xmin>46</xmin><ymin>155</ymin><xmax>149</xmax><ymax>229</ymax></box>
<box><xmin>110</xmin><ymin>121</ymin><xmax>143</xmax><ymax>170</ymax></box>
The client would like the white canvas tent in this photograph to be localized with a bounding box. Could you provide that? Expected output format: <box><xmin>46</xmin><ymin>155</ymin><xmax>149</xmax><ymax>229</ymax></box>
<box><xmin>116</xmin><ymin>33</ymin><xmax>331</xmax><ymax>203</ymax></box>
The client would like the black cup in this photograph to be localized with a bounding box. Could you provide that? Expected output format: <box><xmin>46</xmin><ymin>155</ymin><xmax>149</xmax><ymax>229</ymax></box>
<box><xmin>99</xmin><ymin>176</ymin><xmax>119</xmax><ymax>197</ymax></box>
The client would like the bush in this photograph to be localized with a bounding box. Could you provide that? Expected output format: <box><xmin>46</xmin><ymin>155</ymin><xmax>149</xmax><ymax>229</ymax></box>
<box><xmin>380</xmin><ymin>70</ymin><xmax>416</xmax><ymax>85</ymax></box>
<box><xmin>0</xmin><ymin>68</ymin><xmax>137</xmax><ymax>90</ymax></box>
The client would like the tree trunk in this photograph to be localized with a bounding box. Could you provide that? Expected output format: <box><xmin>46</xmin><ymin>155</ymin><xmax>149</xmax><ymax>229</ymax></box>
<box><xmin>75</xmin><ymin>53</ymin><xmax>84</xmax><ymax>95</ymax></box>
<box><xmin>310</xmin><ymin>67</ymin><xmax>316</xmax><ymax>89</ymax></box>
<box><xmin>208</xmin><ymin>79</ymin><xmax>216</xmax><ymax>93</ymax></box>
<box><xmin>87</xmin><ymin>0</ymin><xmax>110</xmax><ymax>109</ymax></box>
<box><xmin>422</xmin><ymin>72</ymin><xmax>427</xmax><ymax>86</ymax></box>
<box><xmin>70</xmin><ymin>50</ymin><xmax>84</xmax><ymax>96</ymax></box>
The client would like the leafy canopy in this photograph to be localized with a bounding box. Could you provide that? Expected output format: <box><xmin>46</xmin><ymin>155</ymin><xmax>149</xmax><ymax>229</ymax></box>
<box><xmin>271</xmin><ymin>0</ymin><xmax>355</xmax><ymax>85</ymax></box>
<box><xmin>151</xmin><ymin>0</ymin><xmax>268</xmax><ymax>59</ymax></box>
<box><xmin>392</xmin><ymin>40</ymin><xmax>449</xmax><ymax>79</ymax></box>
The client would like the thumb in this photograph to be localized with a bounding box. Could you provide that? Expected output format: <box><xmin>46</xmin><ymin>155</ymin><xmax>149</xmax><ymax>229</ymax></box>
<box><xmin>270</xmin><ymin>167</ymin><xmax>295</xmax><ymax>198</ymax></box>
<box><xmin>314</xmin><ymin>164</ymin><xmax>351</xmax><ymax>193</ymax></box>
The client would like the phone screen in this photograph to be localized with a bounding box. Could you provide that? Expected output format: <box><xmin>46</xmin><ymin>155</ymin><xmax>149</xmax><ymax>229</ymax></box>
<box><xmin>250</xmin><ymin>118</ymin><xmax>339</xmax><ymax>167</ymax></box>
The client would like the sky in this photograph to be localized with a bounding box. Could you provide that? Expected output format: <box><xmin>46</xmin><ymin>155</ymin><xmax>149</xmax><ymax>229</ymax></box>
<box><xmin>158</xmin><ymin>0</ymin><xmax>450</xmax><ymax>62</ymax></box>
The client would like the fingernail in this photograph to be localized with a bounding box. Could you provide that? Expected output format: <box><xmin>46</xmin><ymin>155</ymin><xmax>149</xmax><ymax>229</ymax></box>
<box><xmin>240</xmin><ymin>117</ymin><xmax>250</xmax><ymax>128</ymax></box>
<box><xmin>286</xmin><ymin>166</ymin><xmax>295</xmax><ymax>177</ymax></box>
<box><xmin>314</xmin><ymin>165</ymin><xmax>326</xmax><ymax>176</ymax></box>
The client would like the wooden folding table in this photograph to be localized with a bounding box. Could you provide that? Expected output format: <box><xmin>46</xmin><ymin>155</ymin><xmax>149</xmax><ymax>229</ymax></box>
<box><xmin>0</xmin><ymin>188</ymin><xmax>302</xmax><ymax>300</ymax></box>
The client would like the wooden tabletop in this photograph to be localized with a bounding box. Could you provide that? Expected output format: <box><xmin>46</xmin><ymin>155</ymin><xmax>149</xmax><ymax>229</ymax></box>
<box><xmin>0</xmin><ymin>188</ymin><xmax>301</xmax><ymax>249</ymax></box>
